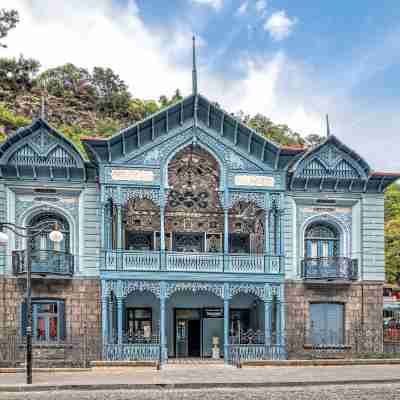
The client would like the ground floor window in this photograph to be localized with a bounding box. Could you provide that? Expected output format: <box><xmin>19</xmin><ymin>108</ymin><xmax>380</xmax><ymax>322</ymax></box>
<box><xmin>309</xmin><ymin>303</ymin><xmax>344</xmax><ymax>346</ymax></box>
<box><xmin>21</xmin><ymin>299</ymin><xmax>65</xmax><ymax>342</ymax></box>
<box><xmin>125</xmin><ymin>307</ymin><xmax>152</xmax><ymax>341</ymax></box>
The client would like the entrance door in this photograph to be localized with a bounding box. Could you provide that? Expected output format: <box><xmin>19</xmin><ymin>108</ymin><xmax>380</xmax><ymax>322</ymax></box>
<box><xmin>188</xmin><ymin>320</ymin><xmax>201</xmax><ymax>357</ymax></box>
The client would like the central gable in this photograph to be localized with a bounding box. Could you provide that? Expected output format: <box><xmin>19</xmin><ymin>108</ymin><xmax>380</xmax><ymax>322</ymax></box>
<box><xmin>81</xmin><ymin>94</ymin><xmax>303</xmax><ymax>172</ymax></box>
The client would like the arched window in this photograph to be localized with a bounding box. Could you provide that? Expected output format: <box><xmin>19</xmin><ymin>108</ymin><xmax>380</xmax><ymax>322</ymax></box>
<box><xmin>28</xmin><ymin>212</ymin><xmax>70</xmax><ymax>254</ymax></box>
<box><xmin>304</xmin><ymin>223</ymin><xmax>338</xmax><ymax>259</ymax></box>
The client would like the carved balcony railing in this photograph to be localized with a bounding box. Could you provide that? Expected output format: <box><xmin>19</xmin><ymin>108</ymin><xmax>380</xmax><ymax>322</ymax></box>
<box><xmin>12</xmin><ymin>249</ymin><xmax>74</xmax><ymax>276</ymax></box>
<box><xmin>301</xmin><ymin>257</ymin><xmax>358</xmax><ymax>281</ymax></box>
<box><xmin>102</xmin><ymin>250</ymin><xmax>284</xmax><ymax>274</ymax></box>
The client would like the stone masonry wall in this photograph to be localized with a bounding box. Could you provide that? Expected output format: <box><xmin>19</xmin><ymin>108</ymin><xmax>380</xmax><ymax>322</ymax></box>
<box><xmin>285</xmin><ymin>281</ymin><xmax>383</xmax><ymax>358</ymax></box>
<box><xmin>0</xmin><ymin>277</ymin><xmax>101</xmax><ymax>367</ymax></box>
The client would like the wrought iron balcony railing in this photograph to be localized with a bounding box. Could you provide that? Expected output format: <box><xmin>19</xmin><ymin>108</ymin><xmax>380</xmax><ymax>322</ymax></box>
<box><xmin>12</xmin><ymin>249</ymin><xmax>74</xmax><ymax>276</ymax></box>
<box><xmin>102</xmin><ymin>250</ymin><xmax>283</xmax><ymax>274</ymax></box>
<box><xmin>301</xmin><ymin>257</ymin><xmax>358</xmax><ymax>281</ymax></box>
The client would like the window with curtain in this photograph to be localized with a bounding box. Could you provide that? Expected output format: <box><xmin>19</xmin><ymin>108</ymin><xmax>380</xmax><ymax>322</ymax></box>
<box><xmin>20</xmin><ymin>299</ymin><xmax>65</xmax><ymax>341</ymax></box>
<box><xmin>304</xmin><ymin>223</ymin><xmax>338</xmax><ymax>259</ymax></box>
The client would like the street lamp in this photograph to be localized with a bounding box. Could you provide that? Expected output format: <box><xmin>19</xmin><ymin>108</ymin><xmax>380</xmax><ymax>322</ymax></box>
<box><xmin>0</xmin><ymin>221</ymin><xmax>63</xmax><ymax>384</ymax></box>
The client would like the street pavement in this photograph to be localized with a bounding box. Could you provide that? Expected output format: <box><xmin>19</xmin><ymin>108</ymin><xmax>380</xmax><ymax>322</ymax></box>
<box><xmin>1</xmin><ymin>364</ymin><xmax>400</xmax><ymax>387</ymax></box>
<box><xmin>0</xmin><ymin>383</ymin><xmax>400</xmax><ymax>399</ymax></box>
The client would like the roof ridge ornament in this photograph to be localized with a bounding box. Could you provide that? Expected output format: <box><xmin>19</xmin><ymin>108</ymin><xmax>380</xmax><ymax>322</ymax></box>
<box><xmin>192</xmin><ymin>35</ymin><xmax>198</xmax><ymax>96</ymax></box>
<box><xmin>326</xmin><ymin>114</ymin><xmax>331</xmax><ymax>137</ymax></box>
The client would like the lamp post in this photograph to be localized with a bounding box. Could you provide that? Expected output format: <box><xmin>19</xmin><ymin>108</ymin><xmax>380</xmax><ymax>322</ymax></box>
<box><xmin>0</xmin><ymin>221</ymin><xmax>63</xmax><ymax>384</ymax></box>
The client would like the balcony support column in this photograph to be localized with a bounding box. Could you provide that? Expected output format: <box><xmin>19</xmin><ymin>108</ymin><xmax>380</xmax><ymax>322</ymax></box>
<box><xmin>101</xmin><ymin>295</ymin><xmax>109</xmax><ymax>346</ymax></box>
<box><xmin>116</xmin><ymin>205</ymin><xmax>123</xmax><ymax>250</ymax></box>
<box><xmin>160</xmin><ymin>282</ymin><xmax>167</xmax><ymax>364</ymax></box>
<box><xmin>223</xmin><ymin>296</ymin><xmax>230</xmax><ymax>364</ymax></box>
<box><xmin>264</xmin><ymin>300</ymin><xmax>272</xmax><ymax>346</ymax></box>
<box><xmin>117</xmin><ymin>296</ymin><xmax>124</xmax><ymax>344</ymax></box>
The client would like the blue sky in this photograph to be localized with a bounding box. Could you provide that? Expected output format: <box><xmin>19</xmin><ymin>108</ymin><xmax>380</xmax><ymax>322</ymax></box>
<box><xmin>3</xmin><ymin>0</ymin><xmax>400</xmax><ymax>171</ymax></box>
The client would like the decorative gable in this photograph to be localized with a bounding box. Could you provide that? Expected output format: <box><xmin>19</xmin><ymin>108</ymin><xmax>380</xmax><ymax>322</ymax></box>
<box><xmin>289</xmin><ymin>135</ymin><xmax>371</xmax><ymax>192</ymax></box>
<box><xmin>0</xmin><ymin>118</ymin><xmax>85</xmax><ymax>180</ymax></box>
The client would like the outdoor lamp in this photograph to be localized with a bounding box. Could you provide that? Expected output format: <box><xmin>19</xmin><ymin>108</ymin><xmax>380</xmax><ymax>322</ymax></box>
<box><xmin>0</xmin><ymin>230</ymin><xmax>9</xmax><ymax>246</ymax></box>
<box><xmin>49</xmin><ymin>223</ymin><xmax>63</xmax><ymax>243</ymax></box>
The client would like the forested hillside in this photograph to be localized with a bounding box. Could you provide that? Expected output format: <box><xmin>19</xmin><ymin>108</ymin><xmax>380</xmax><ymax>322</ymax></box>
<box><xmin>0</xmin><ymin>55</ymin><xmax>323</xmax><ymax>153</ymax></box>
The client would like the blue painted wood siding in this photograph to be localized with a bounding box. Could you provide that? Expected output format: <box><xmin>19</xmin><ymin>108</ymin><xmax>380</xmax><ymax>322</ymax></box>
<box><xmin>82</xmin><ymin>185</ymin><xmax>101</xmax><ymax>275</ymax></box>
<box><xmin>361</xmin><ymin>194</ymin><xmax>385</xmax><ymax>281</ymax></box>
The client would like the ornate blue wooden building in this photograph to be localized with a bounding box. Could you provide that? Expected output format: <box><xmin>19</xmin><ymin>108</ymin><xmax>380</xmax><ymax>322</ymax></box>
<box><xmin>0</xmin><ymin>41</ymin><xmax>398</xmax><ymax>365</ymax></box>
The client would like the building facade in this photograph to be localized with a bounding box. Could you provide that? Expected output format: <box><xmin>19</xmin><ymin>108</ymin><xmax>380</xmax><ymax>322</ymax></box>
<box><xmin>0</xmin><ymin>93</ymin><xmax>397</xmax><ymax>365</ymax></box>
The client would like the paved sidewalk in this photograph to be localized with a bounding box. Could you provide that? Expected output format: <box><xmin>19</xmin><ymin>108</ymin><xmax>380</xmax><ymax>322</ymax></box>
<box><xmin>1</xmin><ymin>364</ymin><xmax>400</xmax><ymax>390</ymax></box>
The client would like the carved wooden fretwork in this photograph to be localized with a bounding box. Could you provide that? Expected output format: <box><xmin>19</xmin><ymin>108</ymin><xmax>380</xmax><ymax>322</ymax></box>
<box><xmin>165</xmin><ymin>145</ymin><xmax>224</xmax><ymax>236</ymax></box>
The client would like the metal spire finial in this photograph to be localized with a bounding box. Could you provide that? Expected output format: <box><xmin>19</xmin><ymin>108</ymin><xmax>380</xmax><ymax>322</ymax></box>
<box><xmin>192</xmin><ymin>35</ymin><xmax>198</xmax><ymax>95</ymax></box>
<box><xmin>41</xmin><ymin>94</ymin><xmax>46</xmax><ymax>120</ymax></box>
<box><xmin>326</xmin><ymin>114</ymin><xmax>331</xmax><ymax>137</ymax></box>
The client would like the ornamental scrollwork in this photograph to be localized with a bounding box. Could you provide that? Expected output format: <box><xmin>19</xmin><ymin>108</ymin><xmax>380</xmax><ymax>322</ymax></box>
<box><xmin>229</xmin><ymin>283</ymin><xmax>267</xmax><ymax>301</ymax></box>
<box><xmin>165</xmin><ymin>281</ymin><xmax>224</xmax><ymax>299</ymax></box>
<box><xmin>228</xmin><ymin>191</ymin><xmax>266</xmax><ymax>210</ymax></box>
<box><xmin>121</xmin><ymin>280</ymin><xmax>161</xmax><ymax>299</ymax></box>
<box><xmin>121</xmin><ymin>188</ymin><xmax>160</xmax><ymax>206</ymax></box>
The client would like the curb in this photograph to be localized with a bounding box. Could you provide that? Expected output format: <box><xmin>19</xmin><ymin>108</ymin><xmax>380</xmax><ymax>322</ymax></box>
<box><xmin>241</xmin><ymin>358</ymin><xmax>400</xmax><ymax>367</ymax></box>
<box><xmin>1</xmin><ymin>379</ymin><xmax>400</xmax><ymax>392</ymax></box>
<box><xmin>0</xmin><ymin>368</ymin><xmax>91</xmax><ymax>374</ymax></box>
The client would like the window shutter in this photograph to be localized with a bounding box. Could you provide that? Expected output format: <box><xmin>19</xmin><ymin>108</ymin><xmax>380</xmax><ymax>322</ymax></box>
<box><xmin>306</xmin><ymin>240</ymin><xmax>312</xmax><ymax>258</ymax></box>
<box><xmin>317</xmin><ymin>240</ymin><xmax>323</xmax><ymax>257</ymax></box>
<box><xmin>59</xmin><ymin>300</ymin><xmax>66</xmax><ymax>340</ymax></box>
<box><xmin>20</xmin><ymin>300</ymin><xmax>27</xmax><ymax>337</ymax></box>
<box><xmin>328</xmin><ymin>241</ymin><xmax>334</xmax><ymax>257</ymax></box>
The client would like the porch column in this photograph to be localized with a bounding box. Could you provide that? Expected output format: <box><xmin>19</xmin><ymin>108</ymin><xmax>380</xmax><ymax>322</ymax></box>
<box><xmin>108</xmin><ymin>296</ymin><xmax>114</xmax><ymax>343</ymax></box>
<box><xmin>223</xmin><ymin>297</ymin><xmax>230</xmax><ymax>363</ymax></box>
<box><xmin>264</xmin><ymin>300</ymin><xmax>272</xmax><ymax>346</ymax></box>
<box><xmin>101</xmin><ymin>296</ymin><xmax>109</xmax><ymax>345</ymax></box>
<box><xmin>278</xmin><ymin>285</ymin><xmax>285</xmax><ymax>347</ymax></box>
<box><xmin>160</xmin><ymin>294</ymin><xmax>167</xmax><ymax>363</ymax></box>
<box><xmin>117</xmin><ymin>296</ymin><xmax>124</xmax><ymax>344</ymax></box>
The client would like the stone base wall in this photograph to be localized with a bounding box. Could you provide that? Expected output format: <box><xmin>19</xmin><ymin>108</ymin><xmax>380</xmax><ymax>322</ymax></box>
<box><xmin>285</xmin><ymin>281</ymin><xmax>383</xmax><ymax>358</ymax></box>
<box><xmin>0</xmin><ymin>276</ymin><xmax>101</xmax><ymax>367</ymax></box>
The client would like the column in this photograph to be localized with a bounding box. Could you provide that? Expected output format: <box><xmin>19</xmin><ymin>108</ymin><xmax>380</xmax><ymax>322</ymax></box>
<box><xmin>160</xmin><ymin>294</ymin><xmax>166</xmax><ymax>363</ymax></box>
<box><xmin>223</xmin><ymin>298</ymin><xmax>230</xmax><ymax>363</ymax></box>
<box><xmin>117</xmin><ymin>296</ymin><xmax>124</xmax><ymax>344</ymax></box>
<box><xmin>223</xmin><ymin>208</ymin><xmax>229</xmax><ymax>271</ymax></box>
<box><xmin>160</xmin><ymin>206</ymin><xmax>165</xmax><ymax>269</ymax></box>
<box><xmin>116</xmin><ymin>205</ymin><xmax>123</xmax><ymax>249</ymax></box>
<box><xmin>279</xmin><ymin>284</ymin><xmax>285</xmax><ymax>347</ymax></box>
<box><xmin>101</xmin><ymin>296</ymin><xmax>109</xmax><ymax>346</ymax></box>
<box><xmin>264</xmin><ymin>300</ymin><xmax>272</xmax><ymax>346</ymax></box>
<box><xmin>108</xmin><ymin>296</ymin><xmax>114</xmax><ymax>343</ymax></box>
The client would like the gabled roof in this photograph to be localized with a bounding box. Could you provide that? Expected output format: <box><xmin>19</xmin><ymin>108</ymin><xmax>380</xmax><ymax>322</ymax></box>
<box><xmin>0</xmin><ymin>118</ymin><xmax>93</xmax><ymax>181</ymax></box>
<box><xmin>81</xmin><ymin>94</ymin><xmax>305</xmax><ymax>170</ymax></box>
<box><xmin>288</xmin><ymin>134</ymin><xmax>399</xmax><ymax>192</ymax></box>
<box><xmin>289</xmin><ymin>135</ymin><xmax>371</xmax><ymax>175</ymax></box>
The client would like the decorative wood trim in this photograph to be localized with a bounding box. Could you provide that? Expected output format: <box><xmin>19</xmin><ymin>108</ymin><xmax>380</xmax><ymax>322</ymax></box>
<box><xmin>234</xmin><ymin>120</ymin><xmax>239</xmax><ymax>145</ymax></box>
<box><xmin>151</xmin><ymin>117</ymin><xmax>155</xmax><ymax>140</ymax></box>
<box><xmin>247</xmin><ymin>132</ymin><xmax>253</xmax><ymax>154</ymax></box>
<box><xmin>207</xmin><ymin>103</ymin><xmax>211</xmax><ymax>127</ymax></box>
<box><xmin>137</xmin><ymin>125</ymin><xmax>141</xmax><ymax>148</ymax></box>
<box><xmin>220</xmin><ymin>113</ymin><xmax>224</xmax><ymax>135</ymax></box>
<box><xmin>122</xmin><ymin>132</ymin><xmax>126</xmax><ymax>156</ymax></box>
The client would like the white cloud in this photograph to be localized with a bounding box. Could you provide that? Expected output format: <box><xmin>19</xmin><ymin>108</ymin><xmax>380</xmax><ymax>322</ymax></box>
<box><xmin>264</xmin><ymin>10</ymin><xmax>297</xmax><ymax>41</ymax></box>
<box><xmin>2</xmin><ymin>0</ymin><xmax>194</xmax><ymax>99</ymax></box>
<box><xmin>255</xmin><ymin>0</ymin><xmax>267</xmax><ymax>16</ymax></box>
<box><xmin>2</xmin><ymin>0</ymin><xmax>400</xmax><ymax>171</ymax></box>
<box><xmin>190</xmin><ymin>0</ymin><xmax>223</xmax><ymax>11</ymax></box>
<box><xmin>236</xmin><ymin>1</ymin><xmax>249</xmax><ymax>16</ymax></box>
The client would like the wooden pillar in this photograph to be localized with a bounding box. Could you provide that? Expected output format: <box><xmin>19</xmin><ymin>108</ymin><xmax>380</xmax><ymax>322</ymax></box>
<box><xmin>224</xmin><ymin>298</ymin><xmax>230</xmax><ymax>364</ymax></box>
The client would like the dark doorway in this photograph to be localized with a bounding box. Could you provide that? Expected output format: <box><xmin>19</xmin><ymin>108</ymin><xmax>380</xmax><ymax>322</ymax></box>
<box><xmin>188</xmin><ymin>319</ymin><xmax>201</xmax><ymax>357</ymax></box>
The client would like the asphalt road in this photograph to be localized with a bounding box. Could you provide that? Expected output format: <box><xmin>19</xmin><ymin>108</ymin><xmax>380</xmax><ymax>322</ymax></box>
<box><xmin>1</xmin><ymin>383</ymin><xmax>400</xmax><ymax>400</ymax></box>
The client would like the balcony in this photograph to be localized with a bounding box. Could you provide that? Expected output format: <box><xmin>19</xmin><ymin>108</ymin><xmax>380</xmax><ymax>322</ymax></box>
<box><xmin>301</xmin><ymin>257</ymin><xmax>358</xmax><ymax>282</ymax></box>
<box><xmin>102</xmin><ymin>250</ymin><xmax>283</xmax><ymax>274</ymax></box>
<box><xmin>12</xmin><ymin>250</ymin><xmax>74</xmax><ymax>276</ymax></box>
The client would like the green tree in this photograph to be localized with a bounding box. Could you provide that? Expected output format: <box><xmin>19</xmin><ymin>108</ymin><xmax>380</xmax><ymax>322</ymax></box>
<box><xmin>91</xmin><ymin>67</ymin><xmax>131</xmax><ymax>118</ymax></box>
<box><xmin>37</xmin><ymin>63</ymin><xmax>93</xmax><ymax>97</ymax></box>
<box><xmin>0</xmin><ymin>8</ymin><xmax>19</xmax><ymax>48</ymax></box>
<box><xmin>0</xmin><ymin>55</ymin><xmax>40</xmax><ymax>92</ymax></box>
<box><xmin>385</xmin><ymin>183</ymin><xmax>400</xmax><ymax>283</ymax></box>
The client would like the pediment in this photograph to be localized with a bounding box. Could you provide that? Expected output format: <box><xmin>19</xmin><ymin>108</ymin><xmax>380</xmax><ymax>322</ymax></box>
<box><xmin>291</xmin><ymin>136</ymin><xmax>370</xmax><ymax>180</ymax></box>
